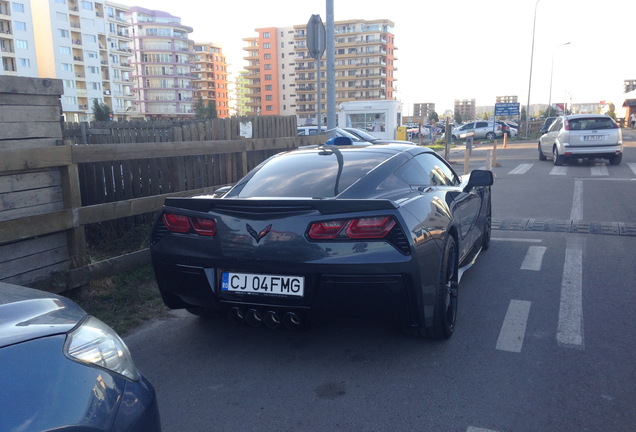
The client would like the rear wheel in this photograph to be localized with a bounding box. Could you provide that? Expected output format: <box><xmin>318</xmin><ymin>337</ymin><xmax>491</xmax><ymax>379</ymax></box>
<box><xmin>427</xmin><ymin>236</ymin><xmax>459</xmax><ymax>340</ymax></box>
<box><xmin>609</xmin><ymin>154</ymin><xmax>622</xmax><ymax>165</ymax></box>
<box><xmin>553</xmin><ymin>146</ymin><xmax>564</xmax><ymax>166</ymax></box>
<box><xmin>485</xmin><ymin>132</ymin><xmax>496</xmax><ymax>140</ymax></box>
<box><xmin>538</xmin><ymin>143</ymin><xmax>547</xmax><ymax>161</ymax></box>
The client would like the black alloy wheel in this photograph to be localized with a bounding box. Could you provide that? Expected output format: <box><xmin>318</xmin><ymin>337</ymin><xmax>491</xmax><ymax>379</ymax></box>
<box><xmin>482</xmin><ymin>201</ymin><xmax>492</xmax><ymax>250</ymax></box>
<box><xmin>427</xmin><ymin>236</ymin><xmax>459</xmax><ymax>340</ymax></box>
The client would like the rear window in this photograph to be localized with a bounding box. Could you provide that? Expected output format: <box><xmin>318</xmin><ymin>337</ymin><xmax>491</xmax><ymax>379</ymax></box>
<box><xmin>235</xmin><ymin>149</ymin><xmax>392</xmax><ymax>198</ymax></box>
<box><xmin>568</xmin><ymin>117</ymin><xmax>616</xmax><ymax>130</ymax></box>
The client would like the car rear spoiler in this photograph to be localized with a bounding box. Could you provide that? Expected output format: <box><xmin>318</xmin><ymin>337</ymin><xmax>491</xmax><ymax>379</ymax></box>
<box><xmin>163</xmin><ymin>197</ymin><xmax>398</xmax><ymax>216</ymax></box>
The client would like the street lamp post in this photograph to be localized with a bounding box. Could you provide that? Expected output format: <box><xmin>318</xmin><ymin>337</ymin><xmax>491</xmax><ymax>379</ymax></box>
<box><xmin>525</xmin><ymin>0</ymin><xmax>540</xmax><ymax>139</ymax></box>
<box><xmin>548</xmin><ymin>42</ymin><xmax>571</xmax><ymax>117</ymax></box>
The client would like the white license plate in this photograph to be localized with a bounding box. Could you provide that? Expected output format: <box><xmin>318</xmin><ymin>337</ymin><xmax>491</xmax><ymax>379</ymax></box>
<box><xmin>583</xmin><ymin>135</ymin><xmax>606</xmax><ymax>141</ymax></box>
<box><xmin>221</xmin><ymin>272</ymin><xmax>304</xmax><ymax>297</ymax></box>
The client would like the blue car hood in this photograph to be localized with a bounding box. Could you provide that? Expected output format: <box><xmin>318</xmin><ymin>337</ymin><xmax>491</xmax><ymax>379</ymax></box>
<box><xmin>0</xmin><ymin>282</ymin><xmax>87</xmax><ymax>348</ymax></box>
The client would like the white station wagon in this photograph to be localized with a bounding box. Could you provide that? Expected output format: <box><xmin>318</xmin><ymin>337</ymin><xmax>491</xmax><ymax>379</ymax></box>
<box><xmin>538</xmin><ymin>114</ymin><xmax>623</xmax><ymax>165</ymax></box>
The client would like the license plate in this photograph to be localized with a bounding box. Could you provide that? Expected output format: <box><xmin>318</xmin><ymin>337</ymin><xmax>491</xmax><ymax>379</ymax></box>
<box><xmin>221</xmin><ymin>272</ymin><xmax>304</xmax><ymax>297</ymax></box>
<box><xmin>583</xmin><ymin>135</ymin><xmax>606</xmax><ymax>141</ymax></box>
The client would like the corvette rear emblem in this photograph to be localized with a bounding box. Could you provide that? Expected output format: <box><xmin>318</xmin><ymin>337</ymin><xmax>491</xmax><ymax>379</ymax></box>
<box><xmin>246</xmin><ymin>224</ymin><xmax>272</xmax><ymax>243</ymax></box>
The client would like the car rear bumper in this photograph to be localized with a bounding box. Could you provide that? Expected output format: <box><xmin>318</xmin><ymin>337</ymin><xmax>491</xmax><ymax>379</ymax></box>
<box><xmin>560</xmin><ymin>143</ymin><xmax>623</xmax><ymax>157</ymax></box>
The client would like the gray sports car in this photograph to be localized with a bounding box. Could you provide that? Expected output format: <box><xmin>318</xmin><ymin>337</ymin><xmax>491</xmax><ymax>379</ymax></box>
<box><xmin>150</xmin><ymin>141</ymin><xmax>493</xmax><ymax>339</ymax></box>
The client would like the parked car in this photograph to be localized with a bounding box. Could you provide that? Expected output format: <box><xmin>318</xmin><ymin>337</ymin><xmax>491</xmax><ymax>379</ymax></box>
<box><xmin>0</xmin><ymin>283</ymin><xmax>161</xmax><ymax>432</ymax></box>
<box><xmin>451</xmin><ymin>121</ymin><xmax>503</xmax><ymax>140</ymax></box>
<box><xmin>150</xmin><ymin>140</ymin><xmax>494</xmax><ymax>340</ymax></box>
<box><xmin>539</xmin><ymin>117</ymin><xmax>557</xmax><ymax>135</ymax></box>
<box><xmin>495</xmin><ymin>121</ymin><xmax>511</xmax><ymax>137</ymax></box>
<box><xmin>341</xmin><ymin>127</ymin><xmax>414</xmax><ymax>144</ymax></box>
<box><xmin>297</xmin><ymin>126</ymin><xmax>326</xmax><ymax>136</ymax></box>
<box><xmin>538</xmin><ymin>114</ymin><xmax>623</xmax><ymax>165</ymax></box>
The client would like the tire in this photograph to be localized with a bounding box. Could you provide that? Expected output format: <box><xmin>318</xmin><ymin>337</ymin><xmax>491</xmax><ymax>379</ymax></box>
<box><xmin>482</xmin><ymin>200</ymin><xmax>491</xmax><ymax>251</ymax></box>
<box><xmin>609</xmin><ymin>154</ymin><xmax>622</xmax><ymax>165</ymax></box>
<box><xmin>427</xmin><ymin>236</ymin><xmax>459</xmax><ymax>340</ymax></box>
<box><xmin>553</xmin><ymin>146</ymin><xmax>564</xmax><ymax>166</ymax></box>
<box><xmin>538</xmin><ymin>143</ymin><xmax>547</xmax><ymax>161</ymax></box>
<box><xmin>485</xmin><ymin>132</ymin><xmax>496</xmax><ymax>140</ymax></box>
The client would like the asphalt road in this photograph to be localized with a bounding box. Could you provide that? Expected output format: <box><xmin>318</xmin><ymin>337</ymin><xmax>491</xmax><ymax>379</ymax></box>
<box><xmin>126</xmin><ymin>132</ymin><xmax>636</xmax><ymax>432</ymax></box>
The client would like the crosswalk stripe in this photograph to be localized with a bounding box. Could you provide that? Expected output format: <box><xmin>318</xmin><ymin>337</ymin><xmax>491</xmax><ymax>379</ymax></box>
<box><xmin>591</xmin><ymin>166</ymin><xmax>609</xmax><ymax>176</ymax></box>
<box><xmin>466</xmin><ymin>428</ymin><xmax>500</xmax><ymax>432</ymax></box>
<box><xmin>557</xmin><ymin>237</ymin><xmax>584</xmax><ymax>349</ymax></box>
<box><xmin>496</xmin><ymin>300</ymin><xmax>532</xmax><ymax>353</ymax></box>
<box><xmin>550</xmin><ymin>166</ymin><xmax>567</xmax><ymax>175</ymax></box>
<box><xmin>508</xmin><ymin>164</ymin><xmax>533</xmax><ymax>175</ymax></box>
<box><xmin>628</xmin><ymin>163</ymin><xmax>636</xmax><ymax>175</ymax></box>
<box><xmin>520</xmin><ymin>246</ymin><xmax>546</xmax><ymax>271</ymax></box>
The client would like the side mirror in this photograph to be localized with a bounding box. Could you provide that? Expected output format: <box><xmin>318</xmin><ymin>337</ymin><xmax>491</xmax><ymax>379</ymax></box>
<box><xmin>466</xmin><ymin>169</ymin><xmax>494</xmax><ymax>189</ymax></box>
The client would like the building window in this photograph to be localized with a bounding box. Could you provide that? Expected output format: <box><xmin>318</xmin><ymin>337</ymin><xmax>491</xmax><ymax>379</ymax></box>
<box><xmin>80</xmin><ymin>1</ymin><xmax>93</xmax><ymax>11</ymax></box>
<box><xmin>14</xmin><ymin>21</ymin><xmax>26</xmax><ymax>31</ymax></box>
<box><xmin>61</xmin><ymin>63</ymin><xmax>72</xmax><ymax>71</ymax></box>
<box><xmin>63</xmin><ymin>79</ymin><xmax>75</xmax><ymax>88</ymax></box>
<box><xmin>15</xmin><ymin>39</ymin><xmax>28</xmax><ymax>50</ymax></box>
<box><xmin>265</xmin><ymin>74</ymin><xmax>272</xmax><ymax>81</ymax></box>
<box><xmin>265</xmin><ymin>85</ymin><xmax>272</xmax><ymax>91</ymax></box>
<box><xmin>18</xmin><ymin>58</ymin><xmax>30</xmax><ymax>67</ymax></box>
<box><xmin>60</xmin><ymin>46</ymin><xmax>72</xmax><ymax>55</ymax></box>
<box><xmin>263</xmin><ymin>32</ymin><xmax>270</xmax><ymax>38</ymax></box>
<box><xmin>58</xmin><ymin>29</ymin><xmax>70</xmax><ymax>38</ymax></box>
<box><xmin>264</xmin><ymin>53</ymin><xmax>271</xmax><ymax>59</ymax></box>
<box><xmin>11</xmin><ymin>2</ymin><xmax>25</xmax><ymax>13</ymax></box>
<box><xmin>264</xmin><ymin>64</ymin><xmax>272</xmax><ymax>70</ymax></box>
<box><xmin>263</xmin><ymin>42</ymin><xmax>270</xmax><ymax>49</ymax></box>
<box><xmin>266</xmin><ymin>105</ymin><xmax>273</xmax><ymax>111</ymax></box>
<box><xmin>266</xmin><ymin>95</ymin><xmax>272</xmax><ymax>101</ymax></box>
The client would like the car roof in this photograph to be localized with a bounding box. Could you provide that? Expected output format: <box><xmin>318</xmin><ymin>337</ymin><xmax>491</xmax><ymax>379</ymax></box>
<box><xmin>562</xmin><ymin>114</ymin><xmax>611</xmax><ymax>120</ymax></box>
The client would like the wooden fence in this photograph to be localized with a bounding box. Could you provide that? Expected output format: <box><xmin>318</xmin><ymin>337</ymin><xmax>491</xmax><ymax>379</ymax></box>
<box><xmin>0</xmin><ymin>75</ymin><xmax>323</xmax><ymax>294</ymax></box>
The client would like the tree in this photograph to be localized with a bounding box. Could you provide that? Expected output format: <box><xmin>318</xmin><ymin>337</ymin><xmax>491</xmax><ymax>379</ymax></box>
<box><xmin>520</xmin><ymin>106</ymin><xmax>527</xmax><ymax>123</ymax></box>
<box><xmin>194</xmin><ymin>97</ymin><xmax>218</xmax><ymax>120</ymax></box>
<box><xmin>454</xmin><ymin>111</ymin><xmax>463</xmax><ymax>125</ymax></box>
<box><xmin>92</xmin><ymin>99</ymin><xmax>113</xmax><ymax>121</ymax></box>
<box><xmin>429</xmin><ymin>111</ymin><xmax>439</xmax><ymax>123</ymax></box>
<box><xmin>482</xmin><ymin>112</ymin><xmax>489</xmax><ymax>120</ymax></box>
<box><xmin>605</xmin><ymin>103</ymin><xmax>617</xmax><ymax>120</ymax></box>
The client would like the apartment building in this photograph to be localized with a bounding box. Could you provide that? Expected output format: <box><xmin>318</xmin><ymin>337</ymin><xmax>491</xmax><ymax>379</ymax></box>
<box><xmin>242</xmin><ymin>19</ymin><xmax>397</xmax><ymax>125</ymax></box>
<box><xmin>0</xmin><ymin>0</ymin><xmax>38</xmax><ymax>77</ymax></box>
<box><xmin>127</xmin><ymin>6</ymin><xmax>195</xmax><ymax>118</ymax></box>
<box><xmin>233</xmin><ymin>70</ymin><xmax>250</xmax><ymax>116</ymax></box>
<box><xmin>454</xmin><ymin>99</ymin><xmax>476</xmax><ymax>121</ymax></box>
<box><xmin>496</xmin><ymin>95</ymin><xmax>518</xmax><ymax>103</ymax></box>
<box><xmin>192</xmin><ymin>41</ymin><xmax>229</xmax><ymax>118</ymax></box>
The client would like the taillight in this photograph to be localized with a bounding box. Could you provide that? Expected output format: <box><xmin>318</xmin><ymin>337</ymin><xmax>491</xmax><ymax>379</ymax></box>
<box><xmin>191</xmin><ymin>217</ymin><xmax>217</xmax><ymax>236</ymax></box>
<box><xmin>307</xmin><ymin>220</ymin><xmax>347</xmax><ymax>239</ymax></box>
<box><xmin>162</xmin><ymin>213</ymin><xmax>216</xmax><ymax>236</ymax></box>
<box><xmin>564</xmin><ymin>118</ymin><xmax>570</xmax><ymax>131</ymax></box>
<box><xmin>346</xmin><ymin>216</ymin><xmax>396</xmax><ymax>239</ymax></box>
<box><xmin>163</xmin><ymin>213</ymin><xmax>190</xmax><ymax>233</ymax></box>
<box><xmin>308</xmin><ymin>216</ymin><xmax>396</xmax><ymax>240</ymax></box>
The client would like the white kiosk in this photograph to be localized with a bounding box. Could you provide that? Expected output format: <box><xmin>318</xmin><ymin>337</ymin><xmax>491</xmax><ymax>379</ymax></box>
<box><xmin>338</xmin><ymin>100</ymin><xmax>403</xmax><ymax>141</ymax></box>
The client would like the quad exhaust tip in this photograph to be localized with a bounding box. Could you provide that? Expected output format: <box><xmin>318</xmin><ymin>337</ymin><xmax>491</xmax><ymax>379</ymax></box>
<box><xmin>227</xmin><ymin>307</ymin><xmax>301</xmax><ymax>330</ymax></box>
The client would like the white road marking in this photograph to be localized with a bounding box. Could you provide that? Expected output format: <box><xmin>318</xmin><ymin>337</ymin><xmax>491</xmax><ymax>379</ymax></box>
<box><xmin>550</xmin><ymin>166</ymin><xmax>567</xmax><ymax>175</ymax></box>
<box><xmin>591</xmin><ymin>166</ymin><xmax>609</xmax><ymax>176</ymax></box>
<box><xmin>492</xmin><ymin>238</ymin><xmax>542</xmax><ymax>243</ymax></box>
<box><xmin>496</xmin><ymin>300</ymin><xmax>532</xmax><ymax>353</ymax></box>
<box><xmin>628</xmin><ymin>163</ymin><xmax>636</xmax><ymax>175</ymax></box>
<box><xmin>570</xmin><ymin>180</ymin><xmax>583</xmax><ymax>221</ymax></box>
<box><xmin>557</xmin><ymin>237</ymin><xmax>585</xmax><ymax>349</ymax></box>
<box><xmin>467</xmin><ymin>428</ymin><xmax>500</xmax><ymax>432</ymax></box>
<box><xmin>520</xmin><ymin>246</ymin><xmax>547</xmax><ymax>271</ymax></box>
<box><xmin>508</xmin><ymin>163</ymin><xmax>533</xmax><ymax>175</ymax></box>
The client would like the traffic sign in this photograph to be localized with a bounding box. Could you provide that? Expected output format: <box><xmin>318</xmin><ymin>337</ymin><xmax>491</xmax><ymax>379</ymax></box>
<box><xmin>306</xmin><ymin>14</ymin><xmax>326</xmax><ymax>60</ymax></box>
<box><xmin>495</xmin><ymin>103</ymin><xmax>520</xmax><ymax>116</ymax></box>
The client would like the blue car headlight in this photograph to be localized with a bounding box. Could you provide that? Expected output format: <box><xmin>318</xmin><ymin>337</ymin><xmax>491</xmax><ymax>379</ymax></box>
<box><xmin>64</xmin><ymin>316</ymin><xmax>139</xmax><ymax>381</ymax></box>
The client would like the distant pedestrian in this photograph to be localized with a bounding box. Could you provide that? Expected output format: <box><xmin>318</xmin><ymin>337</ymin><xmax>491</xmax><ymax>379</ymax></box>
<box><xmin>371</xmin><ymin>114</ymin><xmax>384</xmax><ymax>133</ymax></box>
<box><xmin>630</xmin><ymin>112</ymin><xmax>636</xmax><ymax>129</ymax></box>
